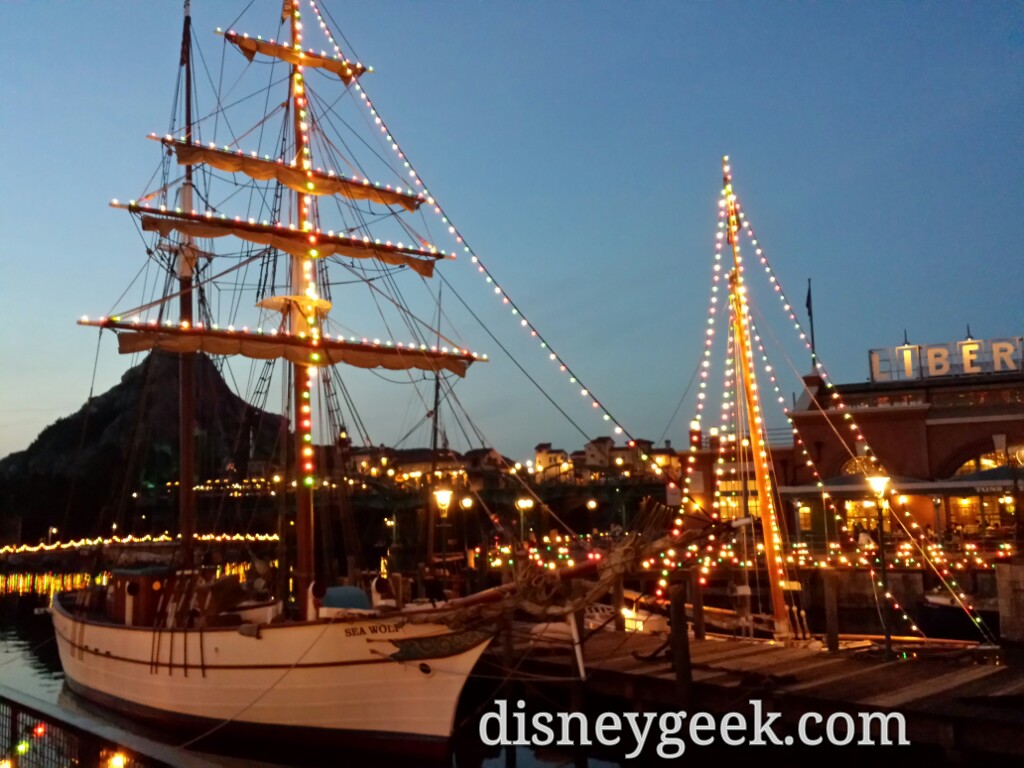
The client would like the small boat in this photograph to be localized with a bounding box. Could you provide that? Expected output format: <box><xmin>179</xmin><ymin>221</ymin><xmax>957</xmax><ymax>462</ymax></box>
<box><xmin>918</xmin><ymin>585</ymin><xmax>1000</xmax><ymax>640</ymax></box>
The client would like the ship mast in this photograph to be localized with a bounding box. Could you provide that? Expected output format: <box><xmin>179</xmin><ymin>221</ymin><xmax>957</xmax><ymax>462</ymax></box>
<box><xmin>722</xmin><ymin>156</ymin><xmax>792</xmax><ymax>639</ymax></box>
<box><xmin>178</xmin><ymin>0</ymin><xmax>196</xmax><ymax>566</ymax></box>
<box><xmin>287</xmin><ymin>0</ymin><xmax>317</xmax><ymax>619</ymax></box>
<box><xmin>93</xmin><ymin>2</ymin><xmax>485</xmax><ymax>600</ymax></box>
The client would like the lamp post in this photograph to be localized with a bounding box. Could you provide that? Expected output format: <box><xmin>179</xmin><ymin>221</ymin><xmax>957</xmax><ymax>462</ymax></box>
<box><xmin>433</xmin><ymin>487</ymin><xmax>453</xmax><ymax>594</ymax></box>
<box><xmin>867</xmin><ymin>475</ymin><xmax>892</xmax><ymax>660</ymax></box>
<box><xmin>516</xmin><ymin>498</ymin><xmax>534</xmax><ymax>541</ymax></box>
<box><xmin>1011</xmin><ymin>455</ymin><xmax>1022</xmax><ymax>550</ymax></box>
<box><xmin>47</xmin><ymin>527</ymin><xmax>58</xmax><ymax>546</ymax></box>
<box><xmin>433</xmin><ymin>487</ymin><xmax>453</xmax><ymax>571</ymax></box>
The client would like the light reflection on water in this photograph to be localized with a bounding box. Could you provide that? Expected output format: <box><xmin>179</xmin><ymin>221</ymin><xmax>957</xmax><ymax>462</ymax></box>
<box><xmin>0</xmin><ymin>574</ymin><xmax>73</xmax><ymax>705</ymax></box>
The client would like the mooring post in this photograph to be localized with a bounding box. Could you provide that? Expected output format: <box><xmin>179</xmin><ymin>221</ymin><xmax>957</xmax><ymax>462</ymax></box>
<box><xmin>502</xmin><ymin>608</ymin><xmax>515</xmax><ymax>670</ymax></box>
<box><xmin>613</xmin><ymin>573</ymin><xmax>625</xmax><ymax>631</ymax></box>
<box><xmin>689</xmin><ymin>569</ymin><xmax>705</xmax><ymax>640</ymax></box>
<box><xmin>670</xmin><ymin>584</ymin><xmax>692</xmax><ymax>708</ymax></box>
<box><xmin>571</xmin><ymin>578</ymin><xmax>587</xmax><ymax>643</ymax></box>
<box><xmin>997</xmin><ymin>558</ymin><xmax>1024</xmax><ymax>666</ymax></box>
<box><xmin>824</xmin><ymin>568</ymin><xmax>840</xmax><ymax>653</ymax></box>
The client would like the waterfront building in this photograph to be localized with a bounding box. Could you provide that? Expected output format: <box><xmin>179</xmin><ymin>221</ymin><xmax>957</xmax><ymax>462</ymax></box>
<box><xmin>683</xmin><ymin>333</ymin><xmax>1024</xmax><ymax>549</ymax></box>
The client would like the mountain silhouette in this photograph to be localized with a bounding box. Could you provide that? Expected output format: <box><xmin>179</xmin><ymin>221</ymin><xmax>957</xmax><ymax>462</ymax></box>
<box><xmin>0</xmin><ymin>352</ymin><xmax>287</xmax><ymax>543</ymax></box>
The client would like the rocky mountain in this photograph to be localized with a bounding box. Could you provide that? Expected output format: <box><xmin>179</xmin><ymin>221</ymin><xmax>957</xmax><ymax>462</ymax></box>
<box><xmin>0</xmin><ymin>352</ymin><xmax>288</xmax><ymax>543</ymax></box>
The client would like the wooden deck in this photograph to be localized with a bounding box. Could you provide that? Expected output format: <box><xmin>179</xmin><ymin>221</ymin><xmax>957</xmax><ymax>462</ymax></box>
<box><xmin>494</xmin><ymin>625</ymin><xmax>1024</xmax><ymax>758</ymax></box>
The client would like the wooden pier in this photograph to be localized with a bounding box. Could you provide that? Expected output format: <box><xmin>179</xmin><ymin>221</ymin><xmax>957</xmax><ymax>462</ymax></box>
<box><xmin>493</xmin><ymin>622</ymin><xmax>1024</xmax><ymax>759</ymax></box>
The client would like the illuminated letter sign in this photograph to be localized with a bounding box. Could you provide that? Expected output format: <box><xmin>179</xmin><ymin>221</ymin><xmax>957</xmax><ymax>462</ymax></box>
<box><xmin>993</xmin><ymin>340</ymin><xmax>1018</xmax><ymax>372</ymax></box>
<box><xmin>926</xmin><ymin>346</ymin><xmax>950</xmax><ymax>377</ymax></box>
<box><xmin>870</xmin><ymin>350</ymin><xmax>890</xmax><ymax>382</ymax></box>
<box><xmin>869</xmin><ymin>336</ymin><xmax>1022</xmax><ymax>381</ymax></box>
<box><xmin>959</xmin><ymin>340</ymin><xmax>982</xmax><ymax>374</ymax></box>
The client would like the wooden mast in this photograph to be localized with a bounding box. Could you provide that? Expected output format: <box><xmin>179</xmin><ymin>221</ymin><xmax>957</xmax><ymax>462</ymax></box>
<box><xmin>722</xmin><ymin>156</ymin><xmax>792</xmax><ymax>639</ymax></box>
<box><xmin>288</xmin><ymin>0</ymin><xmax>316</xmax><ymax>619</ymax></box>
<box><xmin>177</xmin><ymin>0</ymin><xmax>196</xmax><ymax>567</ymax></box>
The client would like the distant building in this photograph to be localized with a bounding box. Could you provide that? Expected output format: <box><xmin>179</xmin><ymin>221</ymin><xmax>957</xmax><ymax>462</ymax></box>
<box><xmin>534</xmin><ymin>443</ymin><xmax>572</xmax><ymax>482</ymax></box>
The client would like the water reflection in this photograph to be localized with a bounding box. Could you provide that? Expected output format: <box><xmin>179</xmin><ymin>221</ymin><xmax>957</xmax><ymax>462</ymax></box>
<box><xmin>0</xmin><ymin>590</ymin><xmax>64</xmax><ymax>703</ymax></box>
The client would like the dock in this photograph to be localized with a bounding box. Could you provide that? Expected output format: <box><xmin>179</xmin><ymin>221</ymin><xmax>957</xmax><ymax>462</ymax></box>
<box><xmin>492</xmin><ymin>623</ymin><xmax>1024</xmax><ymax>759</ymax></box>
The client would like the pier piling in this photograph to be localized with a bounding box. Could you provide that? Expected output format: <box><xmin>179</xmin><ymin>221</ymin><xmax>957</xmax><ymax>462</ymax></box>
<box><xmin>669</xmin><ymin>585</ymin><xmax>692</xmax><ymax>708</ymax></box>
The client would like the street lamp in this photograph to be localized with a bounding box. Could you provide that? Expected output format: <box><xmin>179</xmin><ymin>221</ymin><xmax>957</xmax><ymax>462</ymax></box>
<box><xmin>47</xmin><ymin>527</ymin><xmax>58</xmax><ymax>546</ymax></box>
<box><xmin>434</xmin><ymin>487</ymin><xmax>453</xmax><ymax>517</ymax></box>
<box><xmin>516</xmin><ymin>497</ymin><xmax>534</xmax><ymax>541</ymax></box>
<box><xmin>434</xmin><ymin>487</ymin><xmax>453</xmax><ymax>568</ymax></box>
<box><xmin>867</xmin><ymin>475</ymin><xmax>892</xmax><ymax>660</ymax></box>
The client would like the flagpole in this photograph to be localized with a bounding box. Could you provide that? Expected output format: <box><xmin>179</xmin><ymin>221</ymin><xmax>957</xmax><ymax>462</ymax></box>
<box><xmin>806</xmin><ymin>278</ymin><xmax>816</xmax><ymax>366</ymax></box>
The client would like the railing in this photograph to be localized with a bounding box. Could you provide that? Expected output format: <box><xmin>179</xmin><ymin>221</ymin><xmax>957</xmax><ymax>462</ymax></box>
<box><xmin>0</xmin><ymin>685</ymin><xmax>220</xmax><ymax>768</ymax></box>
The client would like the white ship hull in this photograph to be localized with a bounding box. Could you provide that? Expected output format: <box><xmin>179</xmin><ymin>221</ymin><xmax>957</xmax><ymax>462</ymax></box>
<box><xmin>52</xmin><ymin>594</ymin><xmax>491</xmax><ymax>748</ymax></box>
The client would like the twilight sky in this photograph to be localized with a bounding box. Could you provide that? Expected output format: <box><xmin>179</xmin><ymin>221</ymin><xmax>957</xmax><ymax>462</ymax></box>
<box><xmin>1</xmin><ymin>1</ymin><xmax>1022</xmax><ymax>464</ymax></box>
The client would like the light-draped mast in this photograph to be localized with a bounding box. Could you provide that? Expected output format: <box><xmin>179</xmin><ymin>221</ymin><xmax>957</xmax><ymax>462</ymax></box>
<box><xmin>177</xmin><ymin>0</ymin><xmax>197</xmax><ymax>566</ymax></box>
<box><xmin>723</xmin><ymin>156</ymin><xmax>792</xmax><ymax>639</ymax></box>
<box><xmin>111</xmin><ymin>1</ymin><xmax>485</xmax><ymax>616</ymax></box>
<box><xmin>288</xmin><ymin>0</ymin><xmax>321</xmax><ymax>618</ymax></box>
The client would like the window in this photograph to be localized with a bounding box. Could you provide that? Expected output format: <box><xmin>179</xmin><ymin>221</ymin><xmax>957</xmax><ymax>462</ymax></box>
<box><xmin>845</xmin><ymin>500</ymin><xmax>887</xmax><ymax>532</ymax></box>
<box><xmin>948</xmin><ymin>496</ymin><xmax>980</xmax><ymax>530</ymax></box>
<box><xmin>797</xmin><ymin>504</ymin><xmax>813</xmax><ymax>532</ymax></box>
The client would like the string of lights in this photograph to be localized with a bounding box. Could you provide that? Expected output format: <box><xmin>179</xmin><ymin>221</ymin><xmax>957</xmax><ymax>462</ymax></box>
<box><xmin>306</xmin><ymin>0</ymin><xmax>641</xmax><ymax>450</ymax></box>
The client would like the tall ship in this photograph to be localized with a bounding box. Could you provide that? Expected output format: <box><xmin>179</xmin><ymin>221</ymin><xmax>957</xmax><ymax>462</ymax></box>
<box><xmin>51</xmin><ymin>0</ymin><xmax>495</xmax><ymax>751</ymax></box>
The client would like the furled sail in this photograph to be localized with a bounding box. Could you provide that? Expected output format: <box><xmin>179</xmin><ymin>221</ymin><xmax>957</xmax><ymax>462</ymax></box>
<box><xmin>124</xmin><ymin>206</ymin><xmax>443</xmax><ymax>278</ymax></box>
<box><xmin>162</xmin><ymin>139</ymin><xmax>424</xmax><ymax>212</ymax></box>
<box><xmin>224</xmin><ymin>31</ymin><xmax>367</xmax><ymax>84</ymax></box>
<box><xmin>80</xmin><ymin>319</ymin><xmax>481</xmax><ymax>377</ymax></box>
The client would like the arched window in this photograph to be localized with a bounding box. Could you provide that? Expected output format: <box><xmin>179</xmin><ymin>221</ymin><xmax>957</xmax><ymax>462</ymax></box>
<box><xmin>840</xmin><ymin>456</ymin><xmax>878</xmax><ymax>476</ymax></box>
<box><xmin>951</xmin><ymin>445</ymin><xmax>1024</xmax><ymax>476</ymax></box>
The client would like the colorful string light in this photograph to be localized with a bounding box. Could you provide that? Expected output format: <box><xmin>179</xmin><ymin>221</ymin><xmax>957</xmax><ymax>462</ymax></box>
<box><xmin>304</xmin><ymin>0</ymin><xmax>638</xmax><ymax>447</ymax></box>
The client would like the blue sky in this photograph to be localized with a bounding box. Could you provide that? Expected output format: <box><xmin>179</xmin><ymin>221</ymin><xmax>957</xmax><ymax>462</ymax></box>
<box><xmin>1</xmin><ymin>1</ymin><xmax>1022</xmax><ymax>464</ymax></box>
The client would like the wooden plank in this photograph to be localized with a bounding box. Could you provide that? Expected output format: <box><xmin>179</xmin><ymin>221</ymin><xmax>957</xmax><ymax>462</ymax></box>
<box><xmin>706</xmin><ymin>647</ymin><xmax>820</xmax><ymax>672</ymax></box>
<box><xmin>804</xmin><ymin>660</ymin><xmax>943</xmax><ymax>702</ymax></box>
<box><xmin>587</xmin><ymin>644</ymin><xmax>662</xmax><ymax>669</ymax></box>
<box><xmin>981</xmin><ymin>675</ymin><xmax>1024</xmax><ymax>697</ymax></box>
<box><xmin>689</xmin><ymin>641</ymin><xmax>781</xmax><ymax>664</ymax></box>
<box><xmin>596</xmin><ymin>653</ymin><xmax>671</xmax><ymax>675</ymax></box>
<box><xmin>753</xmin><ymin>655</ymin><xmax>849</xmax><ymax>680</ymax></box>
<box><xmin>861</xmin><ymin>666</ymin><xmax>1006</xmax><ymax>709</ymax></box>
<box><xmin>652</xmin><ymin>668</ymin><xmax>744</xmax><ymax>686</ymax></box>
<box><xmin>784</xmin><ymin>660</ymin><xmax>900</xmax><ymax>692</ymax></box>
<box><xmin>583</xmin><ymin>631</ymin><xmax>663</xmax><ymax>657</ymax></box>
<box><xmin>911</xmin><ymin>666</ymin><xmax>1024</xmax><ymax>705</ymax></box>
